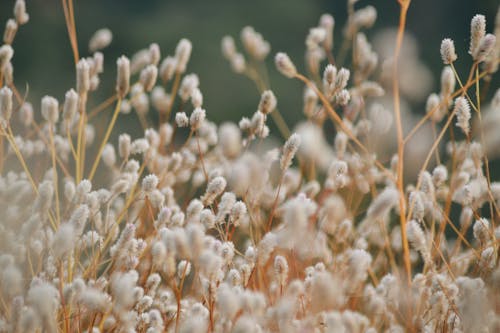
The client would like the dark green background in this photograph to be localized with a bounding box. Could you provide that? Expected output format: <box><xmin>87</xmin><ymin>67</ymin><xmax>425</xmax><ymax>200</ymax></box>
<box><xmin>1</xmin><ymin>0</ymin><xmax>498</xmax><ymax>127</ymax></box>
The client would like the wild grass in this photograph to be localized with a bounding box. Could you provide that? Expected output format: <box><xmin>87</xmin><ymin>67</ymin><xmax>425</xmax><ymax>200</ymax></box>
<box><xmin>0</xmin><ymin>0</ymin><xmax>500</xmax><ymax>332</ymax></box>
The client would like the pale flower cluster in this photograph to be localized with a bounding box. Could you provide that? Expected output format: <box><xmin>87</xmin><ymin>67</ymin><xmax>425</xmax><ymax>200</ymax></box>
<box><xmin>0</xmin><ymin>1</ymin><xmax>500</xmax><ymax>332</ymax></box>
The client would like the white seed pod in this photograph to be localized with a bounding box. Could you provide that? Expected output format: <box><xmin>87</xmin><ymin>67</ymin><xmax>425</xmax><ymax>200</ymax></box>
<box><xmin>221</xmin><ymin>35</ymin><xmax>237</xmax><ymax>59</ymax></box>
<box><xmin>241</xmin><ymin>26</ymin><xmax>270</xmax><ymax>60</ymax></box>
<box><xmin>18</xmin><ymin>102</ymin><xmax>33</xmax><ymax>127</ymax></box>
<box><xmin>200</xmin><ymin>209</ymin><xmax>215</xmax><ymax>228</ymax></box>
<box><xmin>409</xmin><ymin>191</ymin><xmax>425</xmax><ymax>221</ymax></box>
<box><xmin>177</xmin><ymin>260</ymin><xmax>192</xmax><ymax>278</ymax></box>
<box><xmin>230</xmin><ymin>201</ymin><xmax>247</xmax><ymax>226</ymax></box>
<box><xmin>3</xmin><ymin>61</ymin><xmax>13</xmax><ymax>85</ymax></box>
<box><xmin>76</xmin><ymin>58</ymin><xmax>90</xmax><ymax>95</ymax></box>
<box><xmin>303</xmin><ymin>86</ymin><xmax>318</xmax><ymax>117</ymax></box>
<box><xmin>159</xmin><ymin>56</ymin><xmax>176</xmax><ymax>82</ymax></box>
<box><xmin>118</xmin><ymin>133</ymin><xmax>131</xmax><ymax>160</ymax></box>
<box><xmin>142</xmin><ymin>174</ymin><xmax>159</xmax><ymax>193</ymax></box>
<box><xmin>473</xmin><ymin>218</ymin><xmax>490</xmax><ymax>244</ymax></box>
<box><xmin>89</xmin><ymin>28</ymin><xmax>112</xmax><ymax>52</ymax></box>
<box><xmin>473</xmin><ymin>34</ymin><xmax>496</xmax><ymax>62</ymax></box>
<box><xmin>0</xmin><ymin>44</ymin><xmax>13</xmax><ymax>71</ymax></box>
<box><xmin>148</xmin><ymin>43</ymin><xmax>161</xmax><ymax>66</ymax></box>
<box><xmin>469</xmin><ymin>14</ymin><xmax>486</xmax><ymax>57</ymax></box>
<box><xmin>426</xmin><ymin>93</ymin><xmax>444</xmax><ymax>122</ymax></box>
<box><xmin>131</xmin><ymin>138</ymin><xmax>150</xmax><ymax>155</ymax></box>
<box><xmin>190</xmin><ymin>107</ymin><xmax>206</xmax><ymax>131</ymax></box>
<box><xmin>258</xmin><ymin>90</ymin><xmax>277</xmax><ymax>115</ymax></box>
<box><xmin>175</xmin><ymin>38</ymin><xmax>192</xmax><ymax>73</ymax></box>
<box><xmin>352</xmin><ymin>5</ymin><xmax>377</xmax><ymax>32</ymax></box>
<box><xmin>280</xmin><ymin>133</ymin><xmax>301</xmax><ymax>170</ymax></box>
<box><xmin>139</xmin><ymin>64</ymin><xmax>158</xmax><ymax>92</ymax></box>
<box><xmin>440</xmin><ymin>38</ymin><xmax>457</xmax><ymax>64</ymax></box>
<box><xmin>52</xmin><ymin>223</ymin><xmax>76</xmax><ymax>259</ymax></box>
<box><xmin>274</xmin><ymin>255</ymin><xmax>289</xmax><ymax>287</ymax></box>
<box><xmin>336</xmin><ymin>89</ymin><xmax>350</xmax><ymax>106</ymax></box>
<box><xmin>406</xmin><ymin>219</ymin><xmax>430</xmax><ymax>264</ymax></box>
<box><xmin>191</xmin><ymin>88</ymin><xmax>203</xmax><ymax>108</ymax></box>
<box><xmin>102</xmin><ymin>143</ymin><xmax>116</xmax><ymax>167</ymax></box>
<box><xmin>41</xmin><ymin>95</ymin><xmax>59</xmax><ymax>124</ymax></box>
<box><xmin>14</xmin><ymin>0</ymin><xmax>30</xmax><ymax>25</ymax></box>
<box><xmin>230</xmin><ymin>53</ymin><xmax>246</xmax><ymax>73</ymax></box>
<box><xmin>62</xmin><ymin>89</ymin><xmax>78</xmax><ymax>121</ymax></box>
<box><xmin>275</xmin><ymin>52</ymin><xmax>297</xmax><ymax>78</ymax></box>
<box><xmin>151</xmin><ymin>86</ymin><xmax>171</xmax><ymax>113</ymax></box>
<box><xmin>3</xmin><ymin>19</ymin><xmax>18</xmax><ymax>45</ymax></box>
<box><xmin>335</xmin><ymin>68</ymin><xmax>350</xmax><ymax>91</ymax></box>
<box><xmin>454</xmin><ymin>97</ymin><xmax>471</xmax><ymax>135</ymax></box>
<box><xmin>201</xmin><ymin>176</ymin><xmax>227</xmax><ymax>206</ymax></box>
<box><xmin>0</xmin><ymin>86</ymin><xmax>13</xmax><ymax>125</ymax></box>
<box><xmin>440</xmin><ymin>66</ymin><xmax>456</xmax><ymax>97</ymax></box>
<box><xmin>175</xmin><ymin>112</ymin><xmax>189</xmax><ymax>128</ymax></box>
<box><xmin>116</xmin><ymin>55</ymin><xmax>131</xmax><ymax>98</ymax></box>
<box><xmin>319</xmin><ymin>13</ymin><xmax>335</xmax><ymax>51</ymax></box>
<box><xmin>432</xmin><ymin>165</ymin><xmax>448</xmax><ymax>186</ymax></box>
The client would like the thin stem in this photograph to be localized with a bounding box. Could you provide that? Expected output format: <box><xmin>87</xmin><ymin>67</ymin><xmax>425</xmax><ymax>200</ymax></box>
<box><xmin>164</xmin><ymin>72</ymin><xmax>182</xmax><ymax>123</ymax></box>
<box><xmin>88</xmin><ymin>98</ymin><xmax>122</xmax><ymax>181</ymax></box>
<box><xmin>49</xmin><ymin>126</ymin><xmax>61</xmax><ymax>225</ymax></box>
<box><xmin>393</xmin><ymin>0</ymin><xmax>412</xmax><ymax>285</ymax></box>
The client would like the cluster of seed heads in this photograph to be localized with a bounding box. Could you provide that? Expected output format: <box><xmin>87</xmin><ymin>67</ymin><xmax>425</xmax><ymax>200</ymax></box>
<box><xmin>0</xmin><ymin>1</ymin><xmax>500</xmax><ymax>332</ymax></box>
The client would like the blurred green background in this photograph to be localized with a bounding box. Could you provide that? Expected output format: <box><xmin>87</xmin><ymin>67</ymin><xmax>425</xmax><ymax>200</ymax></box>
<box><xmin>1</xmin><ymin>0</ymin><xmax>498</xmax><ymax>128</ymax></box>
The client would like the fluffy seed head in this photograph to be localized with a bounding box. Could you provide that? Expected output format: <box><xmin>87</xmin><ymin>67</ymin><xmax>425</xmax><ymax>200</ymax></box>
<box><xmin>14</xmin><ymin>0</ymin><xmax>29</xmax><ymax>25</ymax></box>
<box><xmin>139</xmin><ymin>64</ymin><xmax>158</xmax><ymax>92</ymax></box>
<box><xmin>118</xmin><ymin>133</ymin><xmax>131</xmax><ymax>160</ymax></box>
<box><xmin>190</xmin><ymin>107</ymin><xmax>206</xmax><ymax>131</ymax></box>
<box><xmin>202</xmin><ymin>176</ymin><xmax>227</xmax><ymax>205</ymax></box>
<box><xmin>148</xmin><ymin>43</ymin><xmax>161</xmax><ymax>65</ymax></box>
<box><xmin>469</xmin><ymin>14</ymin><xmax>486</xmax><ymax>56</ymax></box>
<box><xmin>426</xmin><ymin>93</ymin><xmax>444</xmax><ymax>122</ymax></box>
<box><xmin>473</xmin><ymin>34</ymin><xmax>496</xmax><ymax>62</ymax></box>
<box><xmin>221</xmin><ymin>35</ymin><xmax>237</xmax><ymax>59</ymax></box>
<box><xmin>89</xmin><ymin>28</ymin><xmax>112</xmax><ymax>52</ymax></box>
<box><xmin>76</xmin><ymin>58</ymin><xmax>91</xmax><ymax>94</ymax></box>
<box><xmin>473</xmin><ymin>218</ymin><xmax>490</xmax><ymax>244</ymax></box>
<box><xmin>454</xmin><ymin>97</ymin><xmax>471</xmax><ymax>135</ymax></box>
<box><xmin>335</xmin><ymin>68</ymin><xmax>350</xmax><ymax>90</ymax></box>
<box><xmin>116</xmin><ymin>56</ymin><xmax>131</xmax><ymax>98</ymax></box>
<box><xmin>275</xmin><ymin>52</ymin><xmax>297</xmax><ymax>78</ymax></box>
<box><xmin>175</xmin><ymin>38</ymin><xmax>192</xmax><ymax>73</ymax></box>
<box><xmin>18</xmin><ymin>102</ymin><xmax>33</xmax><ymax>126</ymax></box>
<box><xmin>175</xmin><ymin>112</ymin><xmax>189</xmax><ymax>128</ymax></box>
<box><xmin>323</xmin><ymin>64</ymin><xmax>337</xmax><ymax>86</ymax></box>
<box><xmin>41</xmin><ymin>95</ymin><xmax>59</xmax><ymax>124</ymax></box>
<box><xmin>0</xmin><ymin>86</ymin><xmax>13</xmax><ymax>125</ymax></box>
<box><xmin>319</xmin><ymin>13</ymin><xmax>334</xmax><ymax>50</ymax></box>
<box><xmin>440</xmin><ymin>38</ymin><xmax>457</xmax><ymax>64</ymax></box>
<box><xmin>406</xmin><ymin>220</ymin><xmax>429</xmax><ymax>263</ymax></box>
<box><xmin>274</xmin><ymin>255</ymin><xmax>289</xmax><ymax>286</ymax></box>
<box><xmin>258</xmin><ymin>90</ymin><xmax>277</xmax><ymax>115</ymax></box>
<box><xmin>159</xmin><ymin>56</ymin><xmax>176</xmax><ymax>82</ymax></box>
<box><xmin>142</xmin><ymin>174</ymin><xmax>159</xmax><ymax>193</ymax></box>
<box><xmin>440</xmin><ymin>66</ymin><xmax>456</xmax><ymax>97</ymax></box>
<box><xmin>62</xmin><ymin>89</ymin><xmax>78</xmax><ymax>121</ymax></box>
<box><xmin>280</xmin><ymin>133</ymin><xmax>301</xmax><ymax>170</ymax></box>
<box><xmin>191</xmin><ymin>88</ymin><xmax>203</xmax><ymax>108</ymax></box>
<box><xmin>0</xmin><ymin>44</ymin><xmax>14</xmax><ymax>71</ymax></box>
<box><xmin>4</xmin><ymin>19</ymin><xmax>18</xmax><ymax>45</ymax></box>
<box><xmin>241</xmin><ymin>26</ymin><xmax>270</xmax><ymax>60</ymax></box>
<box><xmin>102</xmin><ymin>143</ymin><xmax>116</xmax><ymax>167</ymax></box>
